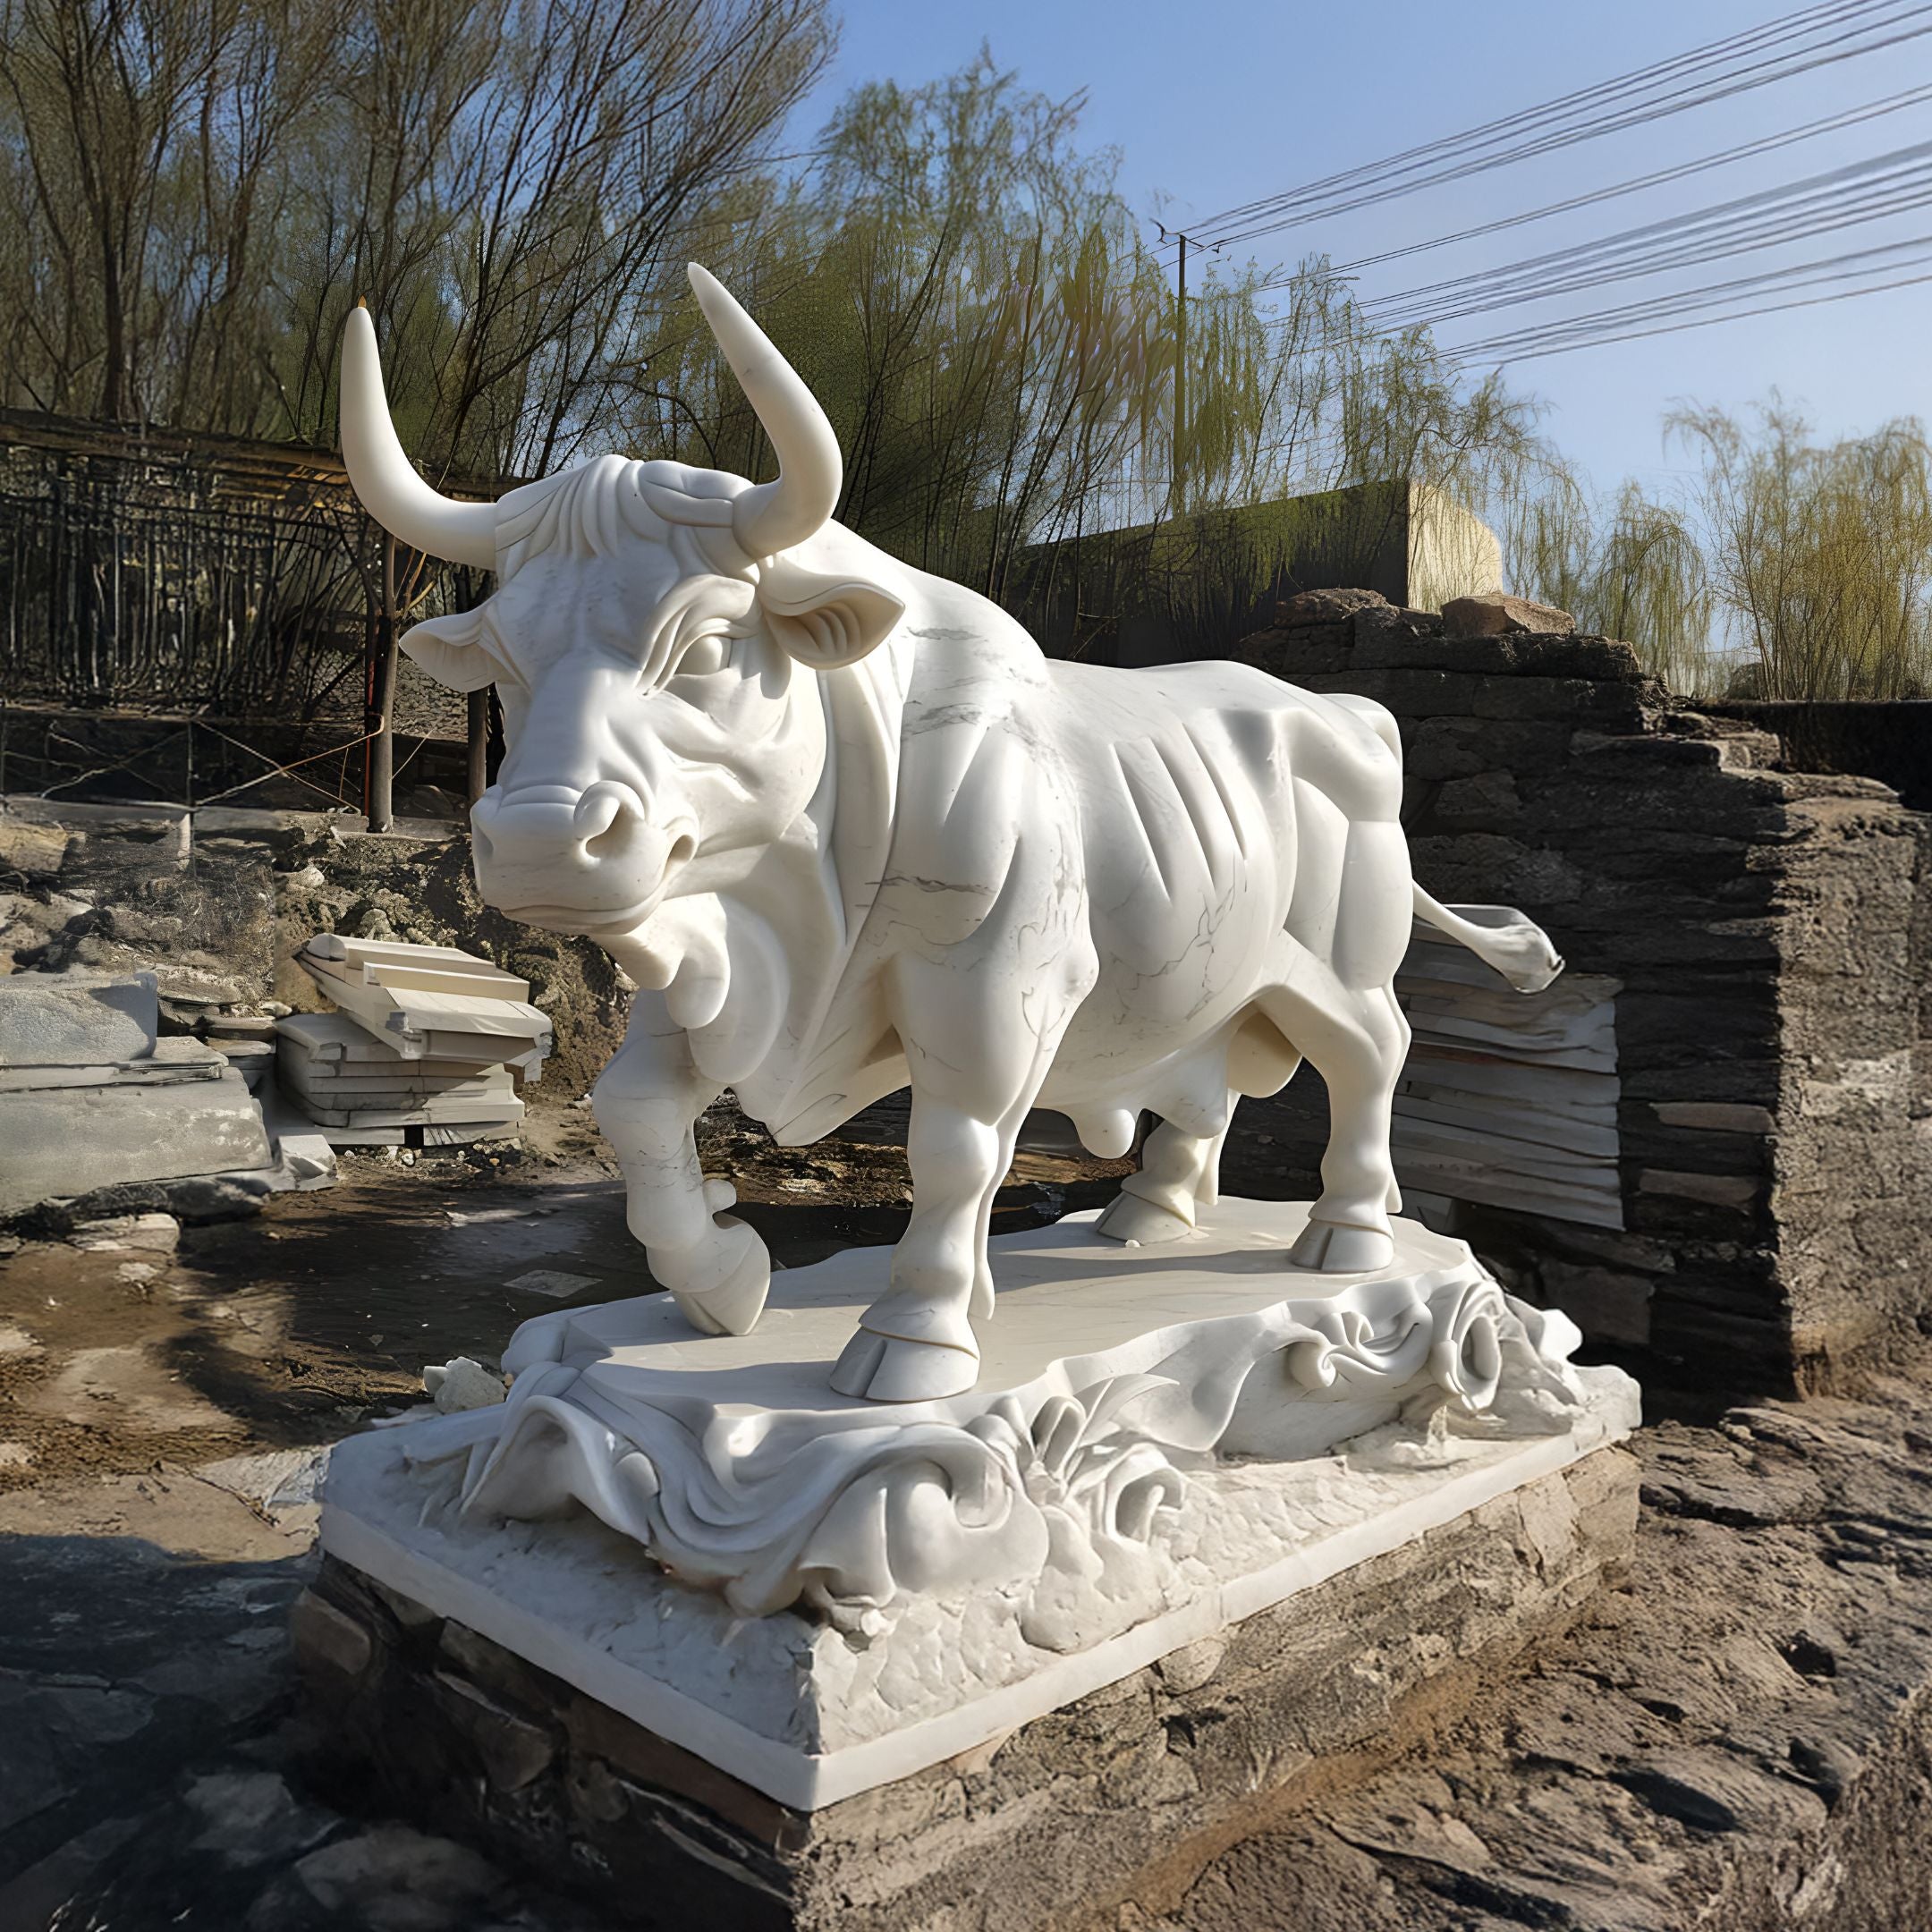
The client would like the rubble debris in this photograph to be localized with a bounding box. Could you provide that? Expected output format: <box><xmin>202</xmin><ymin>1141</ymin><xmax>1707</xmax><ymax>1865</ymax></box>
<box><xmin>205</xmin><ymin>1037</ymin><xmax>274</xmax><ymax>1094</ymax></box>
<box><xmin>0</xmin><ymin>967</ymin><xmax>159</xmax><ymax>1065</ymax></box>
<box><xmin>67</xmin><ymin>1212</ymin><xmax>181</xmax><ymax>1254</ymax></box>
<box><xmin>0</xmin><ymin>970</ymin><xmax>316</xmax><ymax>1218</ymax></box>
<box><xmin>423</xmin><ymin>1357</ymin><xmax>507</xmax><ymax>1413</ymax></box>
<box><xmin>504</xmin><ymin>1268</ymin><xmax>599</xmax><ymax>1300</ymax></box>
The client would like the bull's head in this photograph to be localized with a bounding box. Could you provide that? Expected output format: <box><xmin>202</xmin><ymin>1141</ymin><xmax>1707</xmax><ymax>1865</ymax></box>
<box><xmin>339</xmin><ymin>267</ymin><xmax>904</xmax><ymax>941</ymax></box>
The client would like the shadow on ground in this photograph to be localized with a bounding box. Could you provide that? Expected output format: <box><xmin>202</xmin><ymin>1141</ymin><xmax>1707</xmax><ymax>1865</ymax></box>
<box><xmin>0</xmin><ymin>1107</ymin><xmax>1133</xmax><ymax>1929</ymax></box>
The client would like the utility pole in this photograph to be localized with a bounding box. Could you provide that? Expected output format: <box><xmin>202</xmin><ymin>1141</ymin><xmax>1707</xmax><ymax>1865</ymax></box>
<box><xmin>1174</xmin><ymin>231</ymin><xmax>1188</xmax><ymax>516</ymax></box>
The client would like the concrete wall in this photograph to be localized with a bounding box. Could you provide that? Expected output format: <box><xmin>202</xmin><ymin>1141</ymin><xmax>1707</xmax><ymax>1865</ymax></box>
<box><xmin>1013</xmin><ymin>481</ymin><xmax>1501</xmax><ymax>666</ymax></box>
<box><xmin>1221</xmin><ymin>589</ymin><xmax>1932</xmax><ymax>1396</ymax></box>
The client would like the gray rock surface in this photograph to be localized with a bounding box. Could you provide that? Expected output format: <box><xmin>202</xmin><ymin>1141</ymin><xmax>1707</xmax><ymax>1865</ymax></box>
<box><xmin>1229</xmin><ymin>597</ymin><xmax>1932</xmax><ymax>1396</ymax></box>
<box><xmin>1441</xmin><ymin>591</ymin><xmax>1580</xmax><ymax>639</ymax></box>
<box><xmin>0</xmin><ymin>970</ymin><xmax>157</xmax><ymax>1066</ymax></box>
<box><xmin>292</xmin><ymin>1447</ymin><xmax>1640</xmax><ymax>1930</ymax></box>
<box><xmin>0</xmin><ymin>1069</ymin><xmax>273</xmax><ymax>1214</ymax></box>
<box><xmin>8</xmin><ymin>1334</ymin><xmax>1932</xmax><ymax>1930</ymax></box>
<box><xmin>1096</xmin><ymin>1357</ymin><xmax>1932</xmax><ymax>1932</ymax></box>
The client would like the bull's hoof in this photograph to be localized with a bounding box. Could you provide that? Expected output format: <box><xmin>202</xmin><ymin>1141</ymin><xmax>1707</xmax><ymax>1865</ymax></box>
<box><xmin>830</xmin><ymin>1330</ymin><xmax>979</xmax><ymax>1402</ymax></box>
<box><xmin>1289</xmin><ymin>1218</ymin><xmax>1395</xmax><ymax>1273</ymax></box>
<box><xmin>669</xmin><ymin>1227</ymin><xmax>770</xmax><ymax>1337</ymax></box>
<box><xmin>1094</xmin><ymin>1191</ymin><xmax>1195</xmax><ymax>1245</ymax></box>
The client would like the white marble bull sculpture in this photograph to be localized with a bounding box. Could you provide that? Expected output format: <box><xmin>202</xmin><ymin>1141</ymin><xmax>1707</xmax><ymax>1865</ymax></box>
<box><xmin>339</xmin><ymin>266</ymin><xmax>1563</xmax><ymax>1402</ymax></box>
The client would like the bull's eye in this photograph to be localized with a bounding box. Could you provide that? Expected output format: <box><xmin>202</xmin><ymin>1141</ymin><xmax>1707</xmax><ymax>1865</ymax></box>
<box><xmin>671</xmin><ymin>634</ymin><xmax>730</xmax><ymax>679</ymax></box>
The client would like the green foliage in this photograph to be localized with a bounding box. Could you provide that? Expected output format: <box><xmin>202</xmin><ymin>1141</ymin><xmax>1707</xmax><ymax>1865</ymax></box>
<box><xmin>1669</xmin><ymin>398</ymin><xmax>1932</xmax><ymax>700</ymax></box>
<box><xmin>1504</xmin><ymin>401</ymin><xmax>1932</xmax><ymax>699</ymax></box>
<box><xmin>11</xmin><ymin>12</ymin><xmax>1920</xmax><ymax>704</ymax></box>
<box><xmin>1501</xmin><ymin>475</ymin><xmax>1715</xmax><ymax>692</ymax></box>
<box><xmin>0</xmin><ymin>0</ymin><xmax>833</xmax><ymax>476</ymax></box>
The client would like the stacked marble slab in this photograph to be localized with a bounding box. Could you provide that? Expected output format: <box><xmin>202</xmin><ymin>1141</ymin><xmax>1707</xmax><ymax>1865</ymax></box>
<box><xmin>0</xmin><ymin>969</ymin><xmax>276</xmax><ymax>1214</ymax></box>
<box><xmin>1392</xmin><ymin>928</ymin><xmax>1623</xmax><ymax>1231</ymax></box>
<box><xmin>279</xmin><ymin>936</ymin><xmax>550</xmax><ymax>1146</ymax></box>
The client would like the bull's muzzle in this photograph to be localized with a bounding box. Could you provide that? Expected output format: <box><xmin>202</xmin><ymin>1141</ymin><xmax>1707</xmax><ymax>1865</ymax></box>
<box><xmin>469</xmin><ymin>782</ymin><xmax>695</xmax><ymax>936</ymax></box>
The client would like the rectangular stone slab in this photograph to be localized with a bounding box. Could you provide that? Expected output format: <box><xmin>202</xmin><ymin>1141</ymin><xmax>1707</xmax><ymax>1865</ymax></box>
<box><xmin>320</xmin><ymin>1198</ymin><xmax>1646</xmax><ymax>1816</ymax></box>
<box><xmin>301</xmin><ymin>1443</ymin><xmax>1640</xmax><ymax>1932</ymax></box>
<box><xmin>0</xmin><ymin>1067</ymin><xmax>272</xmax><ymax>1213</ymax></box>
<box><xmin>286</xmin><ymin>1093</ymin><xmax>525</xmax><ymax>1129</ymax></box>
<box><xmin>306</xmin><ymin>935</ymin><xmax>487</xmax><ymax>967</ymax></box>
<box><xmin>0</xmin><ymin>970</ymin><xmax>158</xmax><ymax>1066</ymax></box>
<box><xmin>277</xmin><ymin>1062</ymin><xmax>514</xmax><ymax>1097</ymax></box>
<box><xmin>303</xmin><ymin>948</ymin><xmax>533</xmax><ymax>1005</ymax></box>
<box><xmin>295</xmin><ymin>964</ymin><xmax>553</xmax><ymax>1075</ymax></box>
<box><xmin>0</xmin><ymin>1037</ymin><xmax>225</xmax><ymax>1092</ymax></box>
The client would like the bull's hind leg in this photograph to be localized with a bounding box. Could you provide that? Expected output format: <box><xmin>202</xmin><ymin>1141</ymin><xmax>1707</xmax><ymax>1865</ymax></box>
<box><xmin>1258</xmin><ymin>977</ymin><xmax>1410</xmax><ymax>1273</ymax></box>
<box><xmin>1095</xmin><ymin>1098</ymin><xmax>1236</xmax><ymax>1245</ymax></box>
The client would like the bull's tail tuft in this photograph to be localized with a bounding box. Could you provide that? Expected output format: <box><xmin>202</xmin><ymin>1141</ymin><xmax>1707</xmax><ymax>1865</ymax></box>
<box><xmin>1411</xmin><ymin>886</ymin><xmax>1563</xmax><ymax>994</ymax></box>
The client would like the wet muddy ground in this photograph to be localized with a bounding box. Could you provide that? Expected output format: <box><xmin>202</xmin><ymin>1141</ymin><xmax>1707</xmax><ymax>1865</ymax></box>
<box><xmin>0</xmin><ymin>1102</ymin><xmax>1130</xmax><ymax>1929</ymax></box>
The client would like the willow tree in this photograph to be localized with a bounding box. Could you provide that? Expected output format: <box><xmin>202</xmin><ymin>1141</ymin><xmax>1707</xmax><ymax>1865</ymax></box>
<box><xmin>622</xmin><ymin>54</ymin><xmax>1180</xmax><ymax>611</ymax></box>
<box><xmin>0</xmin><ymin>0</ymin><xmax>833</xmax><ymax>454</ymax></box>
<box><xmin>623</xmin><ymin>56</ymin><xmax>1547</xmax><ymax>661</ymax></box>
<box><xmin>1669</xmin><ymin>399</ymin><xmax>1932</xmax><ymax>700</ymax></box>
<box><xmin>1501</xmin><ymin>475</ymin><xmax>1714</xmax><ymax>692</ymax></box>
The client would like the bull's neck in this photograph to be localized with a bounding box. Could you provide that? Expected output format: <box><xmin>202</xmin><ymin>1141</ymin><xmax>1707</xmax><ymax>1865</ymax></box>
<box><xmin>602</xmin><ymin>636</ymin><xmax>909</xmax><ymax>1095</ymax></box>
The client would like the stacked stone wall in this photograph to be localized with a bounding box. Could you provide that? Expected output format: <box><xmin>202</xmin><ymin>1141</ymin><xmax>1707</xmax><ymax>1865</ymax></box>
<box><xmin>1222</xmin><ymin>589</ymin><xmax>1932</xmax><ymax>1395</ymax></box>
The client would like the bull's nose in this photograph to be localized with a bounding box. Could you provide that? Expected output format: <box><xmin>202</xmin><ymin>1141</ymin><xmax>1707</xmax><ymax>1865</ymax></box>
<box><xmin>468</xmin><ymin>784</ymin><xmax>694</xmax><ymax>928</ymax></box>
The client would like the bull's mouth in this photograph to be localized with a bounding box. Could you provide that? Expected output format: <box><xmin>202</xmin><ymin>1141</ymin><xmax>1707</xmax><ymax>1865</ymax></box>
<box><xmin>484</xmin><ymin>835</ymin><xmax>694</xmax><ymax>940</ymax></box>
<box><xmin>496</xmin><ymin>896</ymin><xmax>664</xmax><ymax>938</ymax></box>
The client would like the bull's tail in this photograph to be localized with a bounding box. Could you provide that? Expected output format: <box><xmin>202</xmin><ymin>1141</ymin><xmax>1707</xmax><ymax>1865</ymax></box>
<box><xmin>1411</xmin><ymin>886</ymin><xmax>1564</xmax><ymax>994</ymax></box>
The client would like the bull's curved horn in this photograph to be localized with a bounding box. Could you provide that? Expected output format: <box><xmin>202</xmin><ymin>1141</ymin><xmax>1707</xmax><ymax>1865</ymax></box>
<box><xmin>339</xmin><ymin>302</ymin><xmax>496</xmax><ymax>570</ymax></box>
<box><xmin>688</xmin><ymin>264</ymin><xmax>841</xmax><ymax>558</ymax></box>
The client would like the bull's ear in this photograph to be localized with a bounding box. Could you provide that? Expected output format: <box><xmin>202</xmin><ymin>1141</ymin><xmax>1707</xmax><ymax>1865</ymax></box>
<box><xmin>400</xmin><ymin>609</ymin><xmax>500</xmax><ymax>692</ymax></box>
<box><xmin>758</xmin><ymin>555</ymin><xmax>904</xmax><ymax>672</ymax></box>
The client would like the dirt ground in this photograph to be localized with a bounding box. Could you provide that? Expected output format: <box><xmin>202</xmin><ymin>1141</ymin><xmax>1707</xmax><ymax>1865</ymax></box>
<box><xmin>6</xmin><ymin>1102</ymin><xmax>1932</xmax><ymax>1931</ymax></box>
<box><xmin>0</xmin><ymin>1097</ymin><xmax>1130</xmax><ymax>1930</ymax></box>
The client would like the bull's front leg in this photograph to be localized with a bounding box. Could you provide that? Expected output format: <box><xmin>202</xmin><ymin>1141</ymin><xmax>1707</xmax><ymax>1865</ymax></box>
<box><xmin>829</xmin><ymin>1094</ymin><xmax>1015</xmax><ymax>1401</ymax></box>
<box><xmin>830</xmin><ymin>951</ymin><xmax>1074</xmax><ymax>1403</ymax></box>
<box><xmin>593</xmin><ymin>1002</ymin><xmax>770</xmax><ymax>1337</ymax></box>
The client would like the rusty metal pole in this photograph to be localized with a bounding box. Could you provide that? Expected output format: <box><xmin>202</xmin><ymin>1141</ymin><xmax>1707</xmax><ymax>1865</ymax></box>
<box><xmin>366</xmin><ymin>534</ymin><xmax>398</xmax><ymax>832</ymax></box>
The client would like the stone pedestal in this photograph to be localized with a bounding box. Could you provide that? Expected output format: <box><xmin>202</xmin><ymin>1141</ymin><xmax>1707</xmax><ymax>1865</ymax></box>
<box><xmin>300</xmin><ymin>1446</ymin><xmax>1637</xmax><ymax>1931</ymax></box>
<box><xmin>305</xmin><ymin>1201</ymin><xmax>1640</xmax><ymax>1928</ymax></box>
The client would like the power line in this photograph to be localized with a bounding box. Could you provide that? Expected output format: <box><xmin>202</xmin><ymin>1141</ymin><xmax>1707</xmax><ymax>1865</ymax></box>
<box><xmin>1360</xmin><ymin>140</ymin><xmax>1932</xmax><ymax>330</ymax></box>
<box><xmin>1439</xmin><ymin>230</ymin><xmax>1932</xmax><ymax>363</ymax></box>
<box><xmin>1174</xmin><ymin>0</ymin><xmax>1932</xmax><ymax>253</ymax></box>
<box><xmin>1314</xmin><ymin>80</ymin><xmax>1932</xmax><ymax>278</ymax></box>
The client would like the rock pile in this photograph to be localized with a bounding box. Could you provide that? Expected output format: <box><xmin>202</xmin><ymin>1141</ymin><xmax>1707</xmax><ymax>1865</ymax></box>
<box><xmin>276</xmin><ymin>935</ymin><xmax>550</xmax><ymax>1147</ymax></box>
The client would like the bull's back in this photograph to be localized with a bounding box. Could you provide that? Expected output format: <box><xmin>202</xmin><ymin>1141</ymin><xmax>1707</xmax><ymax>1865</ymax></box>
<box><xmin>1042</xmin><ymin>657</ymin><xmax>1402</xmax><ymax>1035</ymax></box>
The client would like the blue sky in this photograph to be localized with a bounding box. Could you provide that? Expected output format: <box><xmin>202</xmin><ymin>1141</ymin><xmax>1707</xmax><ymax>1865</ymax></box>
<box><xmin>792</xmin><ymin>0</ymin><xmax>1932</xmax><ymax>504</ymax></box>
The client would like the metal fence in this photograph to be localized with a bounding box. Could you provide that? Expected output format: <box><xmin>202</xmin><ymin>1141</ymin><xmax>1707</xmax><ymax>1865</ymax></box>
<box><xmin>0</xmin><ymin>409</ymin><xmax>383</xmax><ymax>719</ymax></box>
<box><xmin>0</xmin><ymin>410</ymin><xmax>493</xmax><ymax>825</ymax></box>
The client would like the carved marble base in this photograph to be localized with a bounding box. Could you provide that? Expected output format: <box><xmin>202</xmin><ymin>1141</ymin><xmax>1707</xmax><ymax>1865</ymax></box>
<box><xmin>319</xmin><ymin>1199</ymin><xmax>1639</xmax><ymax>1809</ymax></box>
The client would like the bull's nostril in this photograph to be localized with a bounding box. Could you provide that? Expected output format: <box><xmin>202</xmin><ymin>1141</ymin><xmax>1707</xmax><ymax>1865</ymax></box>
<box><xmin>667</xmin><ymin>835</ymin><xmax>696</xmax><ymax>871</ymax></box>
<box><xmin>584</xmin><ymin>820</ymin><xmax>628</xmax><ymax>863</ymax></box>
